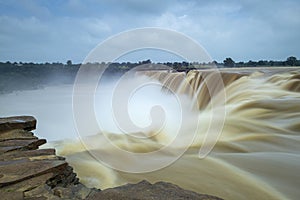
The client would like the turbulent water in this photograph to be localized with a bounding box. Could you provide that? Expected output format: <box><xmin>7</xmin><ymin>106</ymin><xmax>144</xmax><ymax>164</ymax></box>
<box><xmin>1</xmin><ymin>68</ymin><xmax>300</xmax><ymax>199</ymax></box>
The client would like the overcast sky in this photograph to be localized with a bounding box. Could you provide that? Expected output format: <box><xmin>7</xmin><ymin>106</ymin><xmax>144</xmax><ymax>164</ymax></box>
<box><xmin>0</xmin><ymin>0</ymin><xmax>299</xmax><ymax>63</ymax></box>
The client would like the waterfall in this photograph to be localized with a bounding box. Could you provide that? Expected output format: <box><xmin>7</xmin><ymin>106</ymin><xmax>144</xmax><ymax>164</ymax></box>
<box><xmin>42</xmin><ymin>69</ymin><xmax>300</xmax><ymax>200</ymax></box>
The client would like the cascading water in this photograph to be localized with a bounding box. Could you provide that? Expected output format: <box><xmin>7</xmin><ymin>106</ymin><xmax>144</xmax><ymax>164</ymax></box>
<box><xmin>51</xmin><ymin>68</ymin><xmax>300</xmax><ymax>200</ymax></box>
<box><xmin>2</xmin><ymin>68</ymin><xmax>299</xmax><ymax>200</ymax></box>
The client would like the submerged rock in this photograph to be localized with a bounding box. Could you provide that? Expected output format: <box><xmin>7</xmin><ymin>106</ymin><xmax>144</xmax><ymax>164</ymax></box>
<box><xmin>0</xmin><ymin>116</ymin><xmax>223</xmax><ymax>200</ymax></box>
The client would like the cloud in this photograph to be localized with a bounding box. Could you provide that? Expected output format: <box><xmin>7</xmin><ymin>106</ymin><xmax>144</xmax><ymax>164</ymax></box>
<box><xmin>0</xmin><ymin>15</ymin><xmax>111</xmax><ymax>62</ymax></box>
<box><xmin>150</xmin><ymin>0</ymin><xmax>300</xmax><ymax>61</ymax></box>
<box><xmin>0</xmin><ymin>0</ymin><xmax>299</xmax><ymax>62</ymax></box>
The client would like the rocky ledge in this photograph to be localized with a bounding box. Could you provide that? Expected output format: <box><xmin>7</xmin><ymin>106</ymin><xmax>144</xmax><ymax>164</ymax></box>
<box><xmin>0</xmin><ymin>116</ymin><xmax>223</xmax><ymax>200</ymax></box>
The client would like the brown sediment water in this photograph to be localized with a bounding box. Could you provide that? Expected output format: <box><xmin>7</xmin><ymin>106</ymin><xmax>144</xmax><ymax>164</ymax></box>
<box><xmin>14</xmin><ymin>68</ymin><xmax>300</xmax><ymax>200</ymax></box>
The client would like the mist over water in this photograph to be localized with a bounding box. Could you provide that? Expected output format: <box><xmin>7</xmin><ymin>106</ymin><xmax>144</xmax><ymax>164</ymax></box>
<box><xmin>94</xmin><ymin>75</ymin><xmax>190</xmax><ymax>138</ymax></box>
<box><xmin>1</xmin><ymin>69</ymin><xmax>300</xmax><ymax>199</ymax></box>
<box><xmin>0</xmin><ymin>84</ymin><xmax>76</xmax><ymax>141</ymax></box>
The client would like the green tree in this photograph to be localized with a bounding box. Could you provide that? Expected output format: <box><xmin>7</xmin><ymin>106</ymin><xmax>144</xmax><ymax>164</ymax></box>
<box><xmin>66</xmin><ymin>60</ymin><xmax>72</xmax><ymax>66</ymax></box>
<box><xmin>223</xmin><ymin>58</ymin><xmax>235</xmax><ymax>67</ymax></box>
<box><xmin>286</xmin><ymin>56</ymin><xmax>297</xmax><ymax>66</ymax></box>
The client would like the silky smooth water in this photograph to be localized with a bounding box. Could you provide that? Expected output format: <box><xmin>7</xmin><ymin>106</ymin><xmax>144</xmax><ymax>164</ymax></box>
<box><xmin>1</xmin><ymin>69</ymin><xmax>299</xmax><ymax>200</ymax></box>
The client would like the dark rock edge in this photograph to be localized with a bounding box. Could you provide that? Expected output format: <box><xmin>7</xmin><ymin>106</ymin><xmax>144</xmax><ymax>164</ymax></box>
<box><xmin>0</xmin><ymin>116</ymin><xmax>223</xmax><ymax>200</ymax></box>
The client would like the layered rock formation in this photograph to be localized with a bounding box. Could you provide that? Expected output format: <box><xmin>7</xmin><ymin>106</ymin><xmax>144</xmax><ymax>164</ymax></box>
<box><xmin>0</xmin><ymin>116</ymin><xmax>223</xmax><ymax>200</ymax></box>
<box><xmin>0</xmin><ymin>116</ymin><xmax>93</xmax><ymax>199</ymax></box>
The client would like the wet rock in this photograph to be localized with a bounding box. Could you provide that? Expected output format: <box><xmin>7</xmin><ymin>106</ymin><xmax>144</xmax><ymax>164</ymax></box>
<box><xmin>0</xmin><ymin>129</ymin><xmax>37</xmax><ymax>142</ymax></box>
<box><xmin>87</xmin><ymin>180</ymin><xmax>223</xmax><ymax>200</ymax></box>
<box><xmin>0</xmin><ymin>116</ymin><xmax>36</xmax><ymax>132</ymax></box>
<box><xmin>2</xmin><ymin>173</ymin><xmax>54</xmax><ymax>195</ymax></box>
<box><xmin>46</xmin><ymin>165</ymin><xmax>79</xmax><ymax>188</ymax></box>
<box><xmin>0</xmin><ymin>149</ymin><xmax>56</xmax><ymax>161</ymax></box>
<box><xmin>0</xmin><ymin>158</ymin><xmax>67</xmax><ymax>187</ymax></box>
<box><xmin>0</xmin><ymin>139</ymin><xmax>46</xmax><ymax>153</ymax></box>
<box><xmin>52</xmin><ymin>183</ymin><xmax>92</xmax><ymax>199</ymax></box>
<box><xmin>0</xmin><ymin>116</ymin><xmax>94</xmax><ymax>199</ymax></box>
<box><xmin>0</xmin><ymin>190</ymin><xmax>24</xmax><ymax>200</ymax></box>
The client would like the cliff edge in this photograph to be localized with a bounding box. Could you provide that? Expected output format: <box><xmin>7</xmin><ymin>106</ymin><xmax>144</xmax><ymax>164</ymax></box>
<box><xmin>0</xmin><ymin>116</ymin><xmax>223</xmax><ymax>200</ymax></box>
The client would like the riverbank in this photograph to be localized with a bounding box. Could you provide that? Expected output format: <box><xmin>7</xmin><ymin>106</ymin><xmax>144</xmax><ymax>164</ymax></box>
<box><xmin>0</xmin><ymin>116</ymin><xmax>222</xmax><ymax>199</ymax></box>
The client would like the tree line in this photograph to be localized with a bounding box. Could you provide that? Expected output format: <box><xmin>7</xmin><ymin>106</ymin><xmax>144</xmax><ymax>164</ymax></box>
<box><xmin>222</xmin><ymin>56</ymin><xmax>300</xmax><ymax>68</ymax></box>
<box><xmin>1</xmin><ymin>56</ymin><xmax>299</xmax><ymax>71</ymax></box>
<box><xmin>0</xmin><ymin>56</ymin><xmax>299</xmax><ymax>93</ymax></box>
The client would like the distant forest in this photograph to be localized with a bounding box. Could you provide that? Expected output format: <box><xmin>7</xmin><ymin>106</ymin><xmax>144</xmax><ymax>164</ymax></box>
<box><xmin>0</xmin><ymin>56</ymin><xmax>299</xmax><ymax>94</ymax></box>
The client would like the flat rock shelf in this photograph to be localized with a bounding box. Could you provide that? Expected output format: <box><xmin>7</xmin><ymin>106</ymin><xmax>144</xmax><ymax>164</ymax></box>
<box><xmin>0</xmin><ymin>116</ymin><xmax>223</xmax><ymax>200</ymax></box>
